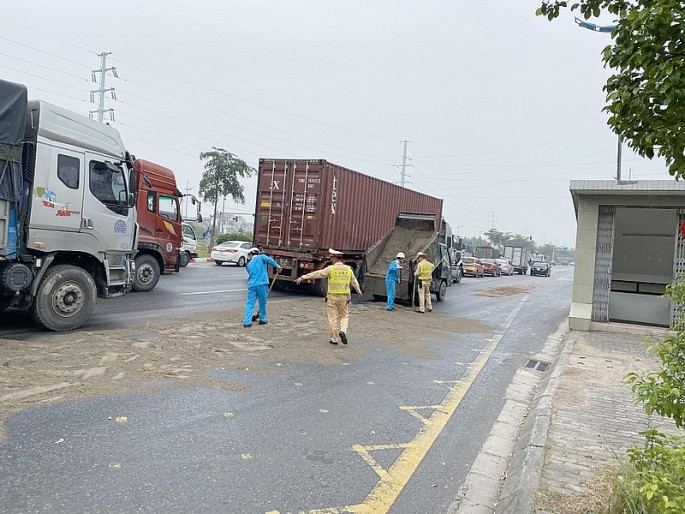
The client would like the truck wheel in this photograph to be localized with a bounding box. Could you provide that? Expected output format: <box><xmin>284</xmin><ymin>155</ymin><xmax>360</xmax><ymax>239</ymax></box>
<box><xmin>453</xmin><ymin>267</ymin><xmax>462</xmax><ymax>284</ymax></box>
<box><xmin>132</xmin><ymin>254</ymin><xmax>160</xmax><ymax>292</ymax></box>
<box><xmin>180</xmin><ymin>251</ymin><xmax>190</xmax><ymax>268</ymax></box>
<box><xmin>30</xmin><ymin>265</ymin><xmax>96</xmax><ymax>331</ymax></box>
<box><xmin>314</xmin><ymin>278</ymin><xmax>327</xmax><ymax>297</ymax></box>
<box><xmin>272</xmin><ymin>279</ymin><xmax>288</xmax><ymax>292</ymax></box>
<box><xmin>0</xmin><ymin>295</ymin><xmax>13</xmax><ymax>311</ymax></box>
<box><xmin>435</xmin><ymin>280</ymin><xmax>447</xmax><ymax>302</ymax></box>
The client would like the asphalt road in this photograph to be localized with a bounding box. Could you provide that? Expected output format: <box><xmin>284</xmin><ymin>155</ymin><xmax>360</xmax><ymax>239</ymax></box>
<box><xmin>0</xmin><ymin>263</ymin><xmax>574</xmax><ymax>513</ymax></box>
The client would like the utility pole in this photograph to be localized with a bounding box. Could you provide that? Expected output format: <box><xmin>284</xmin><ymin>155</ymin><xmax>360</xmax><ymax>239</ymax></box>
<box><xmin>616</xmin><ymin>136</ymin><xmax>623</xmax><ymax>181</ymax></box>
<box><xmin>89</xmin><ymin>51</ymin><xmax>118</xmax><ymax>122</ymax></box>
<box><xmin>395</xmin><ymin>140</ymin><xmax>413</xmax><ymax>187</ymax></box>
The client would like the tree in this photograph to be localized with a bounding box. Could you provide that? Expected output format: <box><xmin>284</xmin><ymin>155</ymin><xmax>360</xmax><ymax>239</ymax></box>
<box><xmin>198</xmin><ymin>147</ymin><xmax>255</xmax><ymax>248</ymax></box>
<box><xmin>537</xmin><ymin>1</ymin><xmax>685</xmax><ymax>177</ymax></box>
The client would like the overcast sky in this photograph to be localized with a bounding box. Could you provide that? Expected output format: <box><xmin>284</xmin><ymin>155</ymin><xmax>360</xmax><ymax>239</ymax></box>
<box><xmin>0</xmin><ymin>1</ymin><xmax>671</xmax><ymax>248</ymax></box>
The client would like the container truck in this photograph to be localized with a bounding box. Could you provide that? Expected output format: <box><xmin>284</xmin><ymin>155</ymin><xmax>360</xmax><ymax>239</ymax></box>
<box><xmin>252</xmin><ymin>158</ymin><xmax>443</xmax><ymax>296</ymax></box>
<box><xmin>0</xmin><ymin>79</ymin><xmax>136</xmax><ymax>330</ymax></box>
<box><xmin>131</xmin><ymin>159</ymin><xmax>201</xmax><ymax>291</ymax></box>
<box><xmin>363</xmin><ymin>213</ymin><xmax>452</xmax><ymax>304</ymax></box>
<box><xmin>503</xmin><ymin>245</ymin><xmax>530</xmax><ymax>275</ymax></box>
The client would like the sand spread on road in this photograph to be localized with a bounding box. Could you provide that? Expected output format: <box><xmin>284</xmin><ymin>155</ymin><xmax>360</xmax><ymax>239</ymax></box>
<box><xmin>0</xmin><ymin>296</ymin><xmax>492</xmax><ymax>438</ymax></box>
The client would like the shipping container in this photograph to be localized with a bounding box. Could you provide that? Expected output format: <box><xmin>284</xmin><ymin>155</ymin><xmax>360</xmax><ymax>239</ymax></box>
<box><xmin>253</xmin><ymin>159</ymin><xmax>443</xmax><ymax>292</ymax></box>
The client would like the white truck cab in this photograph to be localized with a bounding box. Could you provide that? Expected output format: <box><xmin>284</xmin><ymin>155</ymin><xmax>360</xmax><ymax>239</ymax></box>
<box><xmin>180</xmin><ymin>222</ymin><xmax>198</xmax><ymax>267</ymax></box>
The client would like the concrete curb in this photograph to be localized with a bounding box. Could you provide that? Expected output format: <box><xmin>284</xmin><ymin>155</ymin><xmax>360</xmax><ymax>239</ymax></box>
<box><xmin>494</xmin><ymin>325</ymin><xmax>577</xmax><ymax>514</ymax></box>
<box><xmin>190</xmin><ymin>257</ymin><xmax>214</xmax><ymax>263</ymax></box>
<box><xmin>450</xmin><ymin>320</ymin><xmax>571</xmax><ymax>514</ymax></box>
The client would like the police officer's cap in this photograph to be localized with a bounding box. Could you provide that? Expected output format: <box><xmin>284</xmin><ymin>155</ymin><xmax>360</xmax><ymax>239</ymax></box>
<box><xmin>328</xmin><ymin>248</ymin><xmax>343</xmax><ymax>256</ymax></box>
<box><xmin>417</xmin><ymin>252</ymin><xmax>427</xmax><ymax>257</ymax></box>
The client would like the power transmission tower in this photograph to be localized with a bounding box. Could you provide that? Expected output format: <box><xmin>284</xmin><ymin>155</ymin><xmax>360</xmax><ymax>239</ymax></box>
<box><xmin>90</xmin><ymin>51</ymin><xmax>118</xmax><ymax>122</ymax></box>
<box><xmin>394</xmin><ymin>140</ymin><xmax>413</xmax><ymax>187</ymax></box>
<box><xmin>489</xmin><ymin>211</ymin><xmax>497</xmax><ymax>231</ymax></box>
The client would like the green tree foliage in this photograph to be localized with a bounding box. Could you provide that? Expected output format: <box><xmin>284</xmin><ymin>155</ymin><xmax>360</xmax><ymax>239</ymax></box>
<box><xmin>537</xmin><ymin>1</ymin><xmax>685</xmax><ymax>177</ymax></box>
<box><xmin>198</xmin><ymin>147</ymin><xmax>255</xmax><ymax>247</ymax></box>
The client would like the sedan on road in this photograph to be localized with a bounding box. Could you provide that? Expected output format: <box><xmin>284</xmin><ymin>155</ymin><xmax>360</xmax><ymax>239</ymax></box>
<box><xmin>462</xmin><ymin>257</ymin><xmax>485</xmax><ymax>278</ymax></box>
<box><xmin>530</xmin><ymin>261</ymin><xmax>551</xmax><ymax>277</ymax></box>
<box><xmin>211</xmin><ymin>240</ymin><xmax>253</xmax><ymax>266</ymax></box>
<box><xmin>481</xmin><ymin>258</ymin><xmax>501</xmax><ymax>277</ymax></box>
<box><xmin>495</xmin><ymin>259</ymin><xmax>514</xmax><ymax>276</ymax></box>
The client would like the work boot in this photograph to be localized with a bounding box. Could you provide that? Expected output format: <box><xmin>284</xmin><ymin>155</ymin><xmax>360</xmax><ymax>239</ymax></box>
<box><xmin>339</xmin><ymin>331</ymin><xmax>348</xmax><ymax>345</ymax></box>
<box><xmin>243</xmin><ymin>323</ymin><xmax>252</xmax><ymax>328</ymax></box>
<box><xmin>259</xmin><ymin>320</ymin><xmax>268</xmax><ymax>325</ymax></box>
<box><xmin>329</xmin><ymin>340</ymin><xmax>339</xmax><ymax>345</ymax></box>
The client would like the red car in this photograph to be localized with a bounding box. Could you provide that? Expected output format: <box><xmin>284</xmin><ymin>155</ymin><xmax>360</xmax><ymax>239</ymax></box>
<box><xmin>480</xmin><ymin>258</ymin><xmax>502</xmax><ymax>277</ymax></box>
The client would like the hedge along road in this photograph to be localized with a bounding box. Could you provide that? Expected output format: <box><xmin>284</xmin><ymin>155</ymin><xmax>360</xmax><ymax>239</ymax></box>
<box><xmin>0</xmin><ymin>263</ymin><xmax>573</xmax><ymax>513</ymax></box>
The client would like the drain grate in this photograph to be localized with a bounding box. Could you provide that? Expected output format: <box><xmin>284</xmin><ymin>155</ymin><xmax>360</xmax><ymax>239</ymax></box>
<box><xmin>524</xmin><ymin>359</ymin><xmax>551</xmax><ymax>373</ymax></box>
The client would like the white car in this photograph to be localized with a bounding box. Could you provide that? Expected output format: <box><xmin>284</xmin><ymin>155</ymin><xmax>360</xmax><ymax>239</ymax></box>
<box><xmin>495</xmin><ymin>259</ymin><xmax>514</xmax><ymax>276</ymax></box>
<box><xmin>211</xmin><ymin>240</ymin><xmax>253</xmax><ymax>266</ymax></box>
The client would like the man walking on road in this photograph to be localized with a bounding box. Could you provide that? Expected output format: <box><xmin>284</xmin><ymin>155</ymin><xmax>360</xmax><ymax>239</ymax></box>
<box><xmin>243</xmin><ymin>248</ymin><xmax>281</xmax><ymax>328</ymax></box>
<box><xmin>295</xmin><ymin>248</ymin><xmax>363</xmax><ymax>345</ymax></box>
<box><xmin>414</xmin><ymin>252</ymin><xmax>434</xmax><ymax>313</ymax></box>
<box><xmin>385</xmin><ymin>251</ymin><xmax>405</xmax><ymax>311</ymax></box>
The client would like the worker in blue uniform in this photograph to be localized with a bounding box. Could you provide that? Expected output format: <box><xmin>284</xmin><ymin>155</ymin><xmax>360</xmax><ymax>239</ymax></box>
<box><xmin>385</xmin><ymin>252</ymin><xmax>405</xmax><ymax>311</ymax></box>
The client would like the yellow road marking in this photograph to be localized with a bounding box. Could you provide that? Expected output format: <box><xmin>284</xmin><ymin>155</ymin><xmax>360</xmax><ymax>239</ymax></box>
<box><xmin>270</xmin><ymin>295</ymin><xmax>528</xmax><ymax>514</ymax></box>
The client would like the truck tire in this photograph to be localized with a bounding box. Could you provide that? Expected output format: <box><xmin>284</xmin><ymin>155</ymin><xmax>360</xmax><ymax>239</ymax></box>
<box><xmin>0</xmin><ymin>295</ymin><xmax>13</xmax><ymax>311</ymax></box>
<box><xmin>132</xmin><ymin>254</ymin><xmax>160</xmax><ymax>292</ymax></box>
<box><xmin>453</xmin><ymin>267</ymin><xmax>462</xmax><ymax>284</ymax></box>
<box><xmin>314</xmin><ymin>278</ymin><xmax>327</xmax><ymax>298</ymax></box>
<box><xmin>272</xmin><ymin>279</ymin><xmax>288</xmax><ymax>292</ymax></box>
<box><xmin>30</xmin><ymin>265</ymin><xmax>96</xmax><ymax>331</ymax></box>
<box><xmin>435</xmin><ymin>280</ymin><xmax>447</xmax><ymax>302</ymax></box>
<box><xmin>180</xmin><ymin>251</ymin><xmax>190</xmax><ymax>267</ymax></box>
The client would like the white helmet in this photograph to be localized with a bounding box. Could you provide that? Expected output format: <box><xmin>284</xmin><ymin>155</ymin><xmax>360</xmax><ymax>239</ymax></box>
<box><xmin>248</xmin><ymin>247</ymin><xmax>260</xmax><ymax>255</ymax></box>
<box><xmin>396</xmin><ymin>252</ymin><xmax>405</xmax><ymax>259</ymax></box>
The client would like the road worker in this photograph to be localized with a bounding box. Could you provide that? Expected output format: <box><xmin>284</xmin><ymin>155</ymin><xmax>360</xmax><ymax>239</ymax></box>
<box><xmin>414</xmin><ymin>251</ymin><xmax>434</xmax><ymax>313</ymax></box>
<box><xmin>385</xmin><ymin>251</ymin><xmax>405</xmax><ymax>311</ymax></box>
<box><xmin>295</xmin><ymin>248</ymin><xmax>363</xmax><ymax>345</ymax></box>
<box><xmin>243</xmin><ymin>248</ymin><xmax>281</xmax><ymax>328</ymax></box>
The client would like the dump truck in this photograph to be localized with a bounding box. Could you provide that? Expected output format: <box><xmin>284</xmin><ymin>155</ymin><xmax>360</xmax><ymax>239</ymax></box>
<box><xmin>0</xmin><ymin>79</ymin><xmax>137</xmax><ymax>330</ymax></box>
<box><xmin>252</xmin><ymin>158</ymin><xmax>443</xmax><ymax>296</ymax></box>
<box><xmin>363</xmin><ymin>213</ymin><xmax>452</xmax><ymax>304</ymax></box>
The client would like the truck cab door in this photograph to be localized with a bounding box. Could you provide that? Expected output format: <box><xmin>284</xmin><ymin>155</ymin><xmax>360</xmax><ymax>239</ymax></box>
<box><xmin>155</xmin><ymin>194</ymin><xmax>181</xmax><ymax>270</ymax></box>
<box><xmin>80</xmin><ymin>154</ymin><xmax>135</xmax><ymax>255</ymax></box>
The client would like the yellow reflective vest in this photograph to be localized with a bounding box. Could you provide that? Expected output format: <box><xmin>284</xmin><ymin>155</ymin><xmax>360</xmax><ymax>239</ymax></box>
<box><xmin>417</xmin><ymin>260</ymin><xmax>434</xmax><ymax>281</ymax></box>
<box><xmin>328</xmin><ymin>265</ymin><xmax>353</xmax><ymax>294</ymax></box>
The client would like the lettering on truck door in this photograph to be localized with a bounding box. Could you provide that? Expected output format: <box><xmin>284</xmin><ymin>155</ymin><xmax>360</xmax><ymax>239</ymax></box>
<box><xmin>30</xmin><ymin>148</ymin><xmax>84</xmax><ymax>236</ymax></box>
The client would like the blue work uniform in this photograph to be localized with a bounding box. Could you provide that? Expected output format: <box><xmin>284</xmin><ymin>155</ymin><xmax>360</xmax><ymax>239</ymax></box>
<box><xmin>385</xmin><ymin>259</ymin><xmax>402</xmax><ymax>310</ymax></box>
<box><xmin>243</xmin><ymin>254</ymin><xmax>280</xmax><ymax>326</ymax></box>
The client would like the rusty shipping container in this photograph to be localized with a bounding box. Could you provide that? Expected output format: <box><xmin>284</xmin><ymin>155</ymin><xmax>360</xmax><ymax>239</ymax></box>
<box><xmin>253</xmin><ymin>158</ymin><xmax>443</xmax><ymax>288</ymax></box>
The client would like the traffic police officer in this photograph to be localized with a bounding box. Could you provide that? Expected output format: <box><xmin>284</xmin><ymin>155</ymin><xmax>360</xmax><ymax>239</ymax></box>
<box><xmin>295</xmin><ymin>249</ymin><xmax>363</xmax><ymax>345</ymax></box>
<box><xmin>414</xmin><ymin>252</ymin><xmax>434</xmax><ymax>313</ymax></box>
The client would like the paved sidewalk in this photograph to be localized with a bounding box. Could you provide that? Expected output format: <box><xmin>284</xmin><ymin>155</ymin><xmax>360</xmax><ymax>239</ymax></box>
<box><xmin>498</xmin><ymin>323</ymin><xmax>674</xmax><ymax>514</ymax></box>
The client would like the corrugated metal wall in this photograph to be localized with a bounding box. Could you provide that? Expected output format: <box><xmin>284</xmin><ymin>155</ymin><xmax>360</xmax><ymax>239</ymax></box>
<box><xmin>671</xmin><ymin>209</ymin><xmax>685</xmax><ymax>326</ymax></box>
<box><xmin>254</xmin><ymin>159</ymin><xmax>443</xmax><ymax>253</ymax></box>
<box><xmin>591</xmin><ymin>205</ymin><xmax>615</xmax><ymax>322</ymax></box>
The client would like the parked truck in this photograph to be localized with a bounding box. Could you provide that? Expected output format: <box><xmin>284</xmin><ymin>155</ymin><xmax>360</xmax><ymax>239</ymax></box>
<box><xmin>0</xmin><ymin>79</ymin><xmax>137</xmax><ymax>330</ymax></box>
<box><xmin>503</xmin><ymin>245</ymin><xmax>530</xmax><ymax>275</ymax></box>
<box><xmin>252</xmin><ymin>158</ymin><xmax>443</xmax><ymax>296</ymax></box>
<box><xmin>363</xmin><ymin>213</ymin><xmax>452</xmax><ymax>304</ymax></box>
<box><xmin>131</xmin><ymin>159</ymin><xmax>201</xmax><ymax>291</ymax></box>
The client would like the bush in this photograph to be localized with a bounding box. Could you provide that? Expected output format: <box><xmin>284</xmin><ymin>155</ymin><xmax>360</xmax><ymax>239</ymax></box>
<box><xmin>616</xmin><ymin>279</ymin><xmax>685</xmax><ymax>512</ymax></box>
<box><xmin>215</xmin><ymin>232</ymin><xmax>252</xmax><ymax>245</ymax></box>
